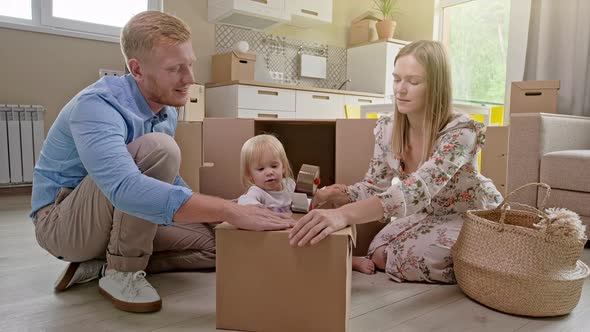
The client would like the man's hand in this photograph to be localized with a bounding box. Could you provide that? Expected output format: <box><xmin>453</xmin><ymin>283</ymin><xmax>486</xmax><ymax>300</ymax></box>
<box><xmin>288</xmin><ymin>208</ymin><xmax>348</xmax><ymax>246</ymax></box>
<box><xmin>223</xmin><ymin>202</ymin><xmax>294</xmax><ymax>231</ymax></box>
<box><xmin>311</xmin><ymin>184</ymin><xmax>350</xmax><ymax>210</ymax></box>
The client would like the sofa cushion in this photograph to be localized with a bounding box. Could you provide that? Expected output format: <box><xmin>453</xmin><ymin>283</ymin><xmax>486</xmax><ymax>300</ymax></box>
<box><xmin>538</xmin><ymin>188</ymin><xmax>590</xmax><ymax>217</ymax></box>
<box><xmin>540</xmin><ymin>150</ymin><xmax>590</xmax><ymax>192</ymax></box>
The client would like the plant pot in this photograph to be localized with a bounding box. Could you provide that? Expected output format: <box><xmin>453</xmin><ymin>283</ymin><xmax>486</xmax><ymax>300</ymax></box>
<box><xmin>376</xmin><ymin>19</ymin><xmax>397</xmax><ymax>40</ymax></box>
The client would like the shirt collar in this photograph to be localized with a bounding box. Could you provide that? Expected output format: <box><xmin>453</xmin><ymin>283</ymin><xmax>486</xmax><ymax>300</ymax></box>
<box><xmin>126</xmin><ymin>74</ymin><xmax>161</xmax><ymax>121</ymax></box>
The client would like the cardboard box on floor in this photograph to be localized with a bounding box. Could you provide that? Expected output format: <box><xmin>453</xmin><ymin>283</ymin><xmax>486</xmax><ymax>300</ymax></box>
<box><xmin>216</xmin><ymin>216</ymin><xmax>356</xmax><ymax>332</ymax></box>
<box><xmin>510</xmin><ymin>80</ymin><xmax>560</xmax><ymax>114</ymax></box>
<box><xmin>199</xmin><ymin>118</ymin><xmax>385</xmax><ymax>256</ymax></box>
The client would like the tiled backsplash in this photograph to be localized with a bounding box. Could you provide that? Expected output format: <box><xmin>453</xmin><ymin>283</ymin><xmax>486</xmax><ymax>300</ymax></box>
<box><xmin>215</xmin><ymin>25</ymin><xmax>347</xmax><ymax>89</ymax></box>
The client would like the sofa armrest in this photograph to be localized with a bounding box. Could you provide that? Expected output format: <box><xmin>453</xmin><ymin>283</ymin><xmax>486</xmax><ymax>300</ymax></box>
<box><xmin>508</xmin><ymin>113</ymin><xmax>590</xmax><ymax>206</ymax></box>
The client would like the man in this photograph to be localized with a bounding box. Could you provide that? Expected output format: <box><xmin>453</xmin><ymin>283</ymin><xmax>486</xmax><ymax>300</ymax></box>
<box><xmin>31</xmin><ymin>11</ymin><xmax>292</xmax><ymax>313</ymax></box>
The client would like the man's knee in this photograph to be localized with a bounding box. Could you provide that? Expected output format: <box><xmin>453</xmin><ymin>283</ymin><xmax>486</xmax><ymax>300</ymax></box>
<box><xmin>136</xmin><ymin>132</ymin><xmax>180</xmax><ymax>165</ymax></box>
<box><xmin>128</xmin><ymin>132</ymin><xmax>181</xmax><ymax>182</ymax></box>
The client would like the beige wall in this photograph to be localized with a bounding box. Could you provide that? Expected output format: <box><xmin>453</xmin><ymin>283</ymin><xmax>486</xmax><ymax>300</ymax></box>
<box><xmin>0</xmin><ymin>0</ymin><xmax>214</xmax><ymax>131</ymax></box>
<box><xmin>0</xmin><ymin>28</ymin><xmax>123</xmax><ymax>130</ymax></box>
<box><xmin>0</xmin><ymin>0</ymin><xmax>433</xmax><ymax>130</ymax></box>
<box><xmin>164</xmin><ymin>0</ymin><xmax>215</xmax><ymax>85</ymax></box>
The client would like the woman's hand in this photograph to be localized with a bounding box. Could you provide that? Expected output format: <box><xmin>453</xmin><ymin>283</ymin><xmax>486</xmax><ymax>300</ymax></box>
<box><xmin>288</xmin><ymin>208</ymin><xmax>349</xmax><ymax>246</ymax></box>
<box><xmin>311</xmin><ymin>184</ymin><xmax>350</xmax><ymax>210</ymax></box>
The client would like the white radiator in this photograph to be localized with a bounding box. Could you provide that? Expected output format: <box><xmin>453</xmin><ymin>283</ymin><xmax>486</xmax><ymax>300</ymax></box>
<box><xmin>0</xmin><ymin>104</ymin><xmax>45</xmax><ymax>185</ymax></box>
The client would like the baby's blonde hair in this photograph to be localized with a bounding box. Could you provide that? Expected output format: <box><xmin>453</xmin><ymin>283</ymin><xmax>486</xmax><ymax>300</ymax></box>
<box><xmin>120</xmin><ymin>11</ymin><xmax>191</xmax><ymax>66</ymax></box>
<box><xmin>240</xmin><ymin>134</ymin><xmax>293</xmax><ymax>189</ymax></box>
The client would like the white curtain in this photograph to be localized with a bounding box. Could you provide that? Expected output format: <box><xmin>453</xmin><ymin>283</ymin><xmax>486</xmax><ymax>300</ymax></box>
<box><xmin>524</xmin><ymin>0</ymin><xmax>590</xmax><ymax>117</ymax></box>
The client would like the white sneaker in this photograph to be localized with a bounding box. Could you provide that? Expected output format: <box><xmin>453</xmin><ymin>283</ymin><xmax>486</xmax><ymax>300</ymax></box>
<box><xmin>98</xmin><ymin>270</ymin><xmax>162</xmax><ymax>313</ymax></box>
<box><xmin>54</xmin><ymin>259</ymin><xmax>106</xmax><ymax>292</ymax></box>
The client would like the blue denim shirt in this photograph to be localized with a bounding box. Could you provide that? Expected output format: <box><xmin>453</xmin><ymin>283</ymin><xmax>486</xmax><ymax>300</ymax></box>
<box><xmin>31</xmin><ymin>74</ymin><xmax>193</xmax><ymax>225</ymax></box>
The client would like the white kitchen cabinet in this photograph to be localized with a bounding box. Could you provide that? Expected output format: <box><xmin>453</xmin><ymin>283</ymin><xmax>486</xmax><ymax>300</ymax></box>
<box><xmin>295</xmin><ymin>91</ymin><xmax>343</xmax><ymax>119</ymax></box>
<box><xmin>237</xmin><ymin>85</ymin><xmax>296</xmax><ymax>112</ymax></box>
<box><xmin>206</xmin><ymin>85</ymin><xmax>296</xmax><ymax>118</ymax></box>
<box><xmin>238</xmin><ymin>109</ymin><xmax>296</xmax><ymax>119</ymax></box>
<box><xmin>287</xmin><ymin>0</ymin><xmax>332</xmax><ymax>27</ymax></box>
<box><xmin>347</xmin><ymin>40</ymin><xmax>409</xmax><ymax>100</ymax></box>
<box><xmin>344</xmin><ymin>95</ymin><xmax>385</xmax><ymax>107</ymax></box>
<box><xmin>206</xmin><ymin>83</ymin><xmax>384</xmax><ymax>119</ymax></box>
<box><xmin>208</xmin><ymin>0</ymin><xmax>289</xmax><ymax>30</ymax></box>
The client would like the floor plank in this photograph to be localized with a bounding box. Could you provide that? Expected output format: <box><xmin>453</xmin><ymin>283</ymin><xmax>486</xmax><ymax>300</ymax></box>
<box><xmin>1</xmin><ymin>196</ymin><xmax>589</xmax><ymax>331</ymax></box>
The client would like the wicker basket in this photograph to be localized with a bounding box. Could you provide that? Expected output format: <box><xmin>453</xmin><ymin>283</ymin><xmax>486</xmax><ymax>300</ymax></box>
<box><xmin>452</xmin><ymin>183</ymin><xmax>589</xmax><ymax>317</ymax></box>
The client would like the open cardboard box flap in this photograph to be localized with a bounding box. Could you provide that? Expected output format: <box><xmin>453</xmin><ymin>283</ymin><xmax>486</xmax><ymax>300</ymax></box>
<box><xmin>215</xmin><ymin>213</ymin><xmax>357</xmax><ymax>248</ymax></box>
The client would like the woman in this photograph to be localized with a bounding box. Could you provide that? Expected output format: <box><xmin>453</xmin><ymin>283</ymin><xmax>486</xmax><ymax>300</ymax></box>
<box><xmin>289</xmin><ymin>40</ymin><xmax>502</xmax><ymax>283</ymax></box>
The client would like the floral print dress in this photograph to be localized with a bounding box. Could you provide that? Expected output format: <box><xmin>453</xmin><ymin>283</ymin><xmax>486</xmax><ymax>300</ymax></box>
<box><xmin>347</xmin><ymin>113</ymin><xmax>502</xmax><ymax>283</ymax></box>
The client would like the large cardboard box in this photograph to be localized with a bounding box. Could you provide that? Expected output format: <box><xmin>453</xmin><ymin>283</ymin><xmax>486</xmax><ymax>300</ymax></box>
<box><xmin>199</xmin><ymin>118</ymin><xmax>377</xmax><ymax>199</ymax></box>
<box><xmin>199</xmin><ymin>118</ymin><xmax>382</xmax><ymax>255</ymax></box>
<box><xmin>480</xmin><ymin>126</ymin><xmax>509</xmax><ymax>196</ymax></box>
<box><xmin>174</xmin><ymin>121</ymin><xmax>204</xmax><ymax>192</ymax></box>
<box><xmin>510</xmin><ymin>80</ymin><xmax>560</xmax><ymax>114</ymax></box>
<box><xmin>211</xmin><ymin>51</ymin><xmax>256</xmax><ymax>83</ymax></box>
<box><xmin>216</xmin><ymin>219</ymin><xmax>356</xmax><ymax>332</ymax></box>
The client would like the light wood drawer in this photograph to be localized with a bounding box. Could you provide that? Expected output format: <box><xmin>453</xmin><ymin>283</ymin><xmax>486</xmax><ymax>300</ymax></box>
<box><xmin>238</xmin><ymin>108</ymin><xmax>296</xmax><ymax>119</ymax></box>
<box><xmin>237</xmin><ymin>85</ymin><xmax>296</xmax><ymax>112</ymax></box>
<box><xmin>296</xmin><ymin>91</ymin><xmax>343</xmax><ymax>119</ymax></box>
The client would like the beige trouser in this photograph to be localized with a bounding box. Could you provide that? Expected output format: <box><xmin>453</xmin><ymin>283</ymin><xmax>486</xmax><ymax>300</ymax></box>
<box><xmin>34</xmin><ymin>132</ymin><xmax>216</xmax><ymax>273</ymax></box>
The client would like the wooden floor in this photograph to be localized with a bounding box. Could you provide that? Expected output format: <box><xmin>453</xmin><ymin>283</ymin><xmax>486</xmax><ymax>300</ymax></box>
<box><xmin>2</xmin><ymin>194</ymin><xmax>589</xmax><ymax>332</ymax></box>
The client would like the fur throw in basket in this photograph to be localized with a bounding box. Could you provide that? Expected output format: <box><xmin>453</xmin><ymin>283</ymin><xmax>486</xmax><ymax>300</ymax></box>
<box><xmin>535</xmin><ymin>207</ymin><xmax>587</xmax><ymax>239</ymax></box>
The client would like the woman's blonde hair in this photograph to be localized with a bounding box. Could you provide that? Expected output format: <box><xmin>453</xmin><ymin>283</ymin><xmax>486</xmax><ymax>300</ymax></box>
<box><xmin>240</xmin><ymin>134</ymin><xmax>294</xmax><ymax>189</ymax></box>
<box><xmin>391</xmin><ymin>40</ymin><xmax>454</xmax><ymax>164</ymax></box>
<box><xmin>120</xmin><ymin>11</ymin><xmax>191</xmax><ymax>65</ymax></box>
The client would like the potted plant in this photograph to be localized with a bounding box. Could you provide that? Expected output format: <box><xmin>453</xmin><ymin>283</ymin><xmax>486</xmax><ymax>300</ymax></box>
<box><xmin>373</xmin><ymin>0</ymin><xmax>401</xmax><ymax>40</ymax></box>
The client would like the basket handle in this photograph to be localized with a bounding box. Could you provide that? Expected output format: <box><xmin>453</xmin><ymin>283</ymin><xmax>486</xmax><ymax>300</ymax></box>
<box><xmin>497</xmin><ymin>182</ymin><xmax>551</xmax><ymax>224</ymax></box>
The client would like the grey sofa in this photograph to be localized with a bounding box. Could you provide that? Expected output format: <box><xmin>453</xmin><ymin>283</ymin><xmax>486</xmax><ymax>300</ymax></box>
<box><xmin>508</xmin><ymin>113</ymin><xmax>590</xmax><ymax>242</ymax></box>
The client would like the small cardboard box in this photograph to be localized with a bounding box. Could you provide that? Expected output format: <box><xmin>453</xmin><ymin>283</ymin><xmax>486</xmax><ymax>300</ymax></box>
<box><xmin>215</xmin><ymin>219</ymin><xmax>356</xmax><ymax>332</ymax></box>
<box><xmin>349</xmin><ymin>20</ymin><xmax>378</xmax><ymax>46</ymax></box>
<box><xmin>174</xmin><ymin>121</ymin><xmax>203</xmax><ymax>191</ymax></box>
<box><xmin>349</xmin><ymin>11</ymin><xmax>379</xmax><ymax>47</ymax></box>
<box><xmin>181</xmin><ymin>84</ymin><xmax>205</xmax><ymax>121</ymax></box>
<box><xmin>211</xmin><ymin>51</ymin><xmax>256</xmax><ymax>83</ymax></box>
<box><xmin>510</xmin><ymin>80</ymin><xmax>560</xmax><ymax>114</ymax></box>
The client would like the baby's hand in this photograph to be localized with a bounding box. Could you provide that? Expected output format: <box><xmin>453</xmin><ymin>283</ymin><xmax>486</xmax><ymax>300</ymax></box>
<box><xmin>311</xmin><ymin>184</ymin><xmax>350</xmax><ymax>210</ymax></box>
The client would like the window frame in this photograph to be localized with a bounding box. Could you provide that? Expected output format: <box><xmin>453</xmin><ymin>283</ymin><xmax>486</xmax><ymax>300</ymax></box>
<box><xmin>0</xmin><ymin>0</ymin><xmax>163</xmax><ymax>43</ymax></box>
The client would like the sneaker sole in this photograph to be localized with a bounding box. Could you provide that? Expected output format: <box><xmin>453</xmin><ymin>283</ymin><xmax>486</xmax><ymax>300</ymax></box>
<box><xmin>98</xmin><ymin>286</ymin><xmax>162</xmax><ymax>313</ymax></box>
<box><xmin>54</xmin><ymin>262</ymin><xmax>80</xmax><ymax>292</ymax></box>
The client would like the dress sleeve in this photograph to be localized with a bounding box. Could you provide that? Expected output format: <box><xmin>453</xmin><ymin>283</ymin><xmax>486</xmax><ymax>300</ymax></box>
<box><xmin>347</xmin><ymin>116</ymin><xmax>399</xmax><ymax>202</ymax></box>
<box><xmin>376</xmin><ymin>121</ymin><xmax>485</xmax><ymax>220</ymax></box>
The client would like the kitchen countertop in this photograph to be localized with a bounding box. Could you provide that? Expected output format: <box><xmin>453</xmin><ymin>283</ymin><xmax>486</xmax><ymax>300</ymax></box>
<box><xmin>205</xmin><ymin>80</ymin><xmax>385</xmax><ymax>98</ymax></box>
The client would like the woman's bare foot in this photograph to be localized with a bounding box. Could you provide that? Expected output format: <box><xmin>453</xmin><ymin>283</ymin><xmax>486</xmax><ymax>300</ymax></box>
<box><xmin>371</xmin><ymin>245</ymin><xmax>387</xmax><ymax>271</ymax></box>
<box><xmin>352</xmin><ymin>256</ymin><xmax>375</xmax><ymax>274</ymax></box>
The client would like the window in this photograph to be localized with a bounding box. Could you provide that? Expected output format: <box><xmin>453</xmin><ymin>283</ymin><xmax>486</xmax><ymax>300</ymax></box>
<box><xmin>0</xmin><ymin>1</ymin><xmax>32</xmax><ymax>20</ymax></box>
<box><xmin>434</xmin><ymin>0</ymin><xmax>511</xmax><ymax>106</ymax></box>
<box><xmin>0</xmin><ymin>0</ymin><xmax>162</xmax><ymax>42</ymax></box>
